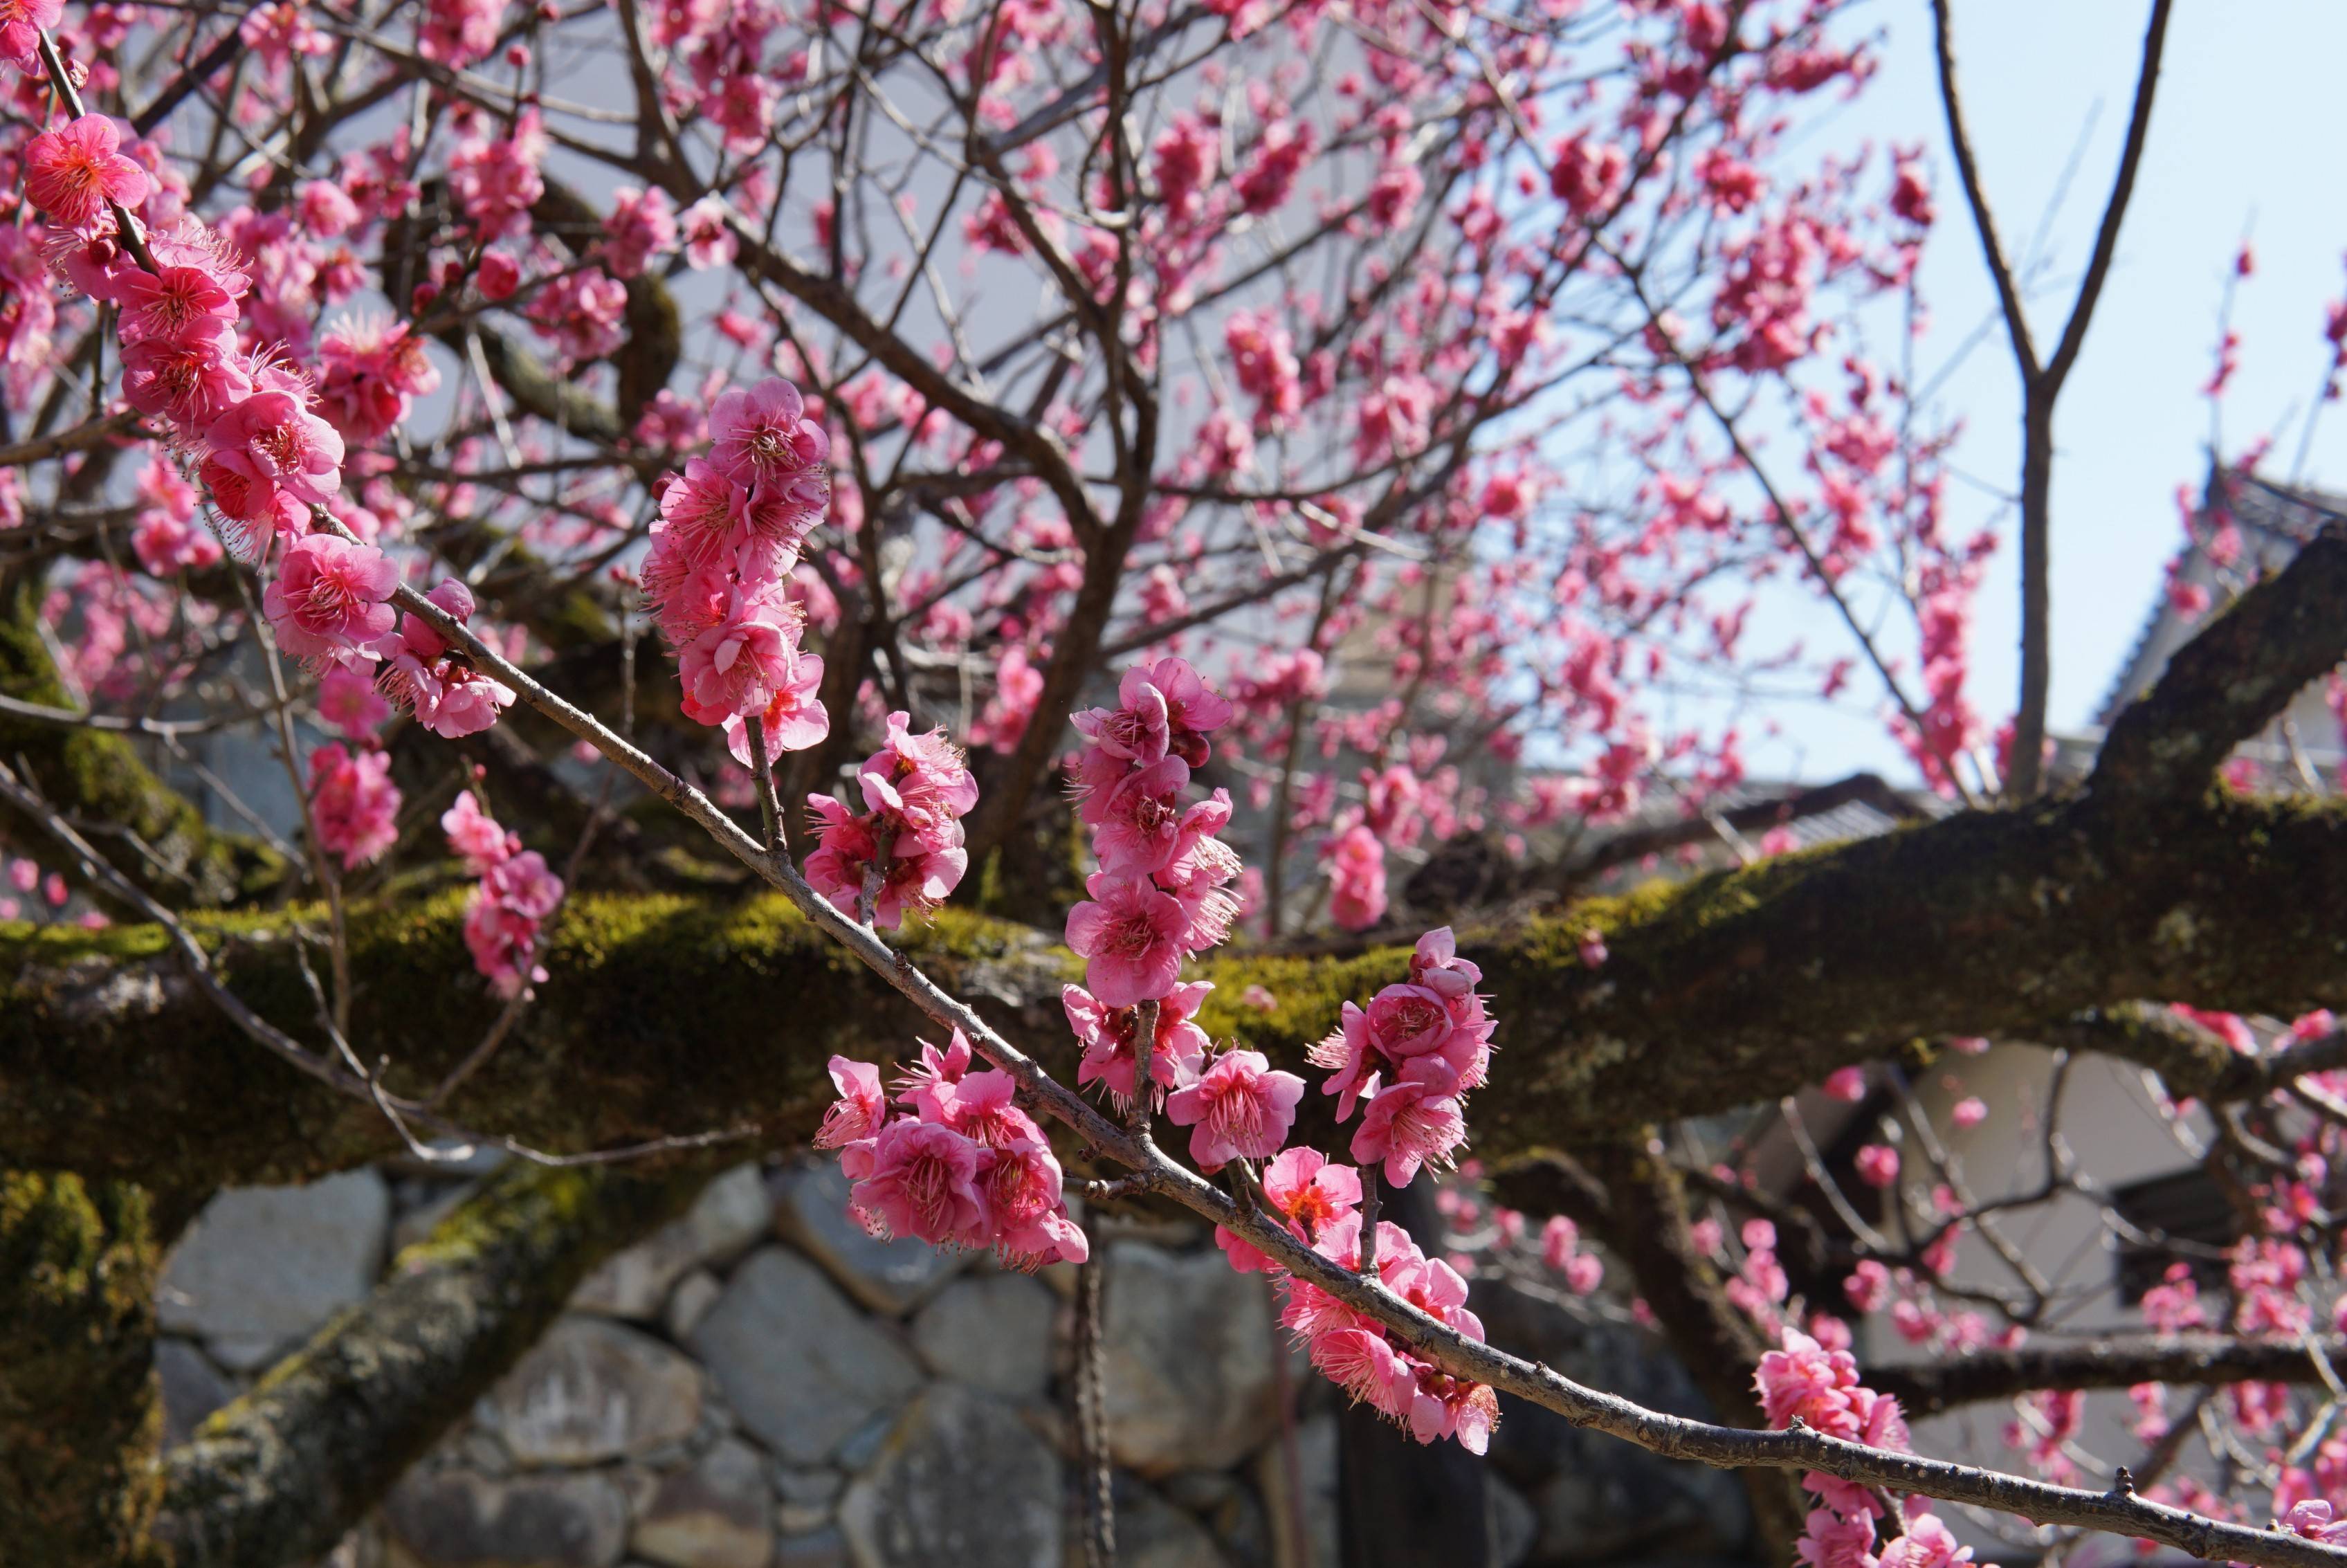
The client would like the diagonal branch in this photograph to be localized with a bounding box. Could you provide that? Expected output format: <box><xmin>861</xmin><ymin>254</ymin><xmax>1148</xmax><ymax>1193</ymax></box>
<box><xmin>2090</xmin><ymin>525</ymin><xmax>2347</xmax><ymax>805</ymax></box>
<box><xmin>2040</xmin><ymin>0</ymin><xmax>2175</xmax><ymax>396</ymax></box>
<box><xmin>158</xmin><ymin>1157</ymin><xmax>715</xmax><ymax>1568</ymax></box>
<box><xmin>1930</xmin><ymin>0</ymin><xmax>2037</xmax><ymax>381</ymax></box>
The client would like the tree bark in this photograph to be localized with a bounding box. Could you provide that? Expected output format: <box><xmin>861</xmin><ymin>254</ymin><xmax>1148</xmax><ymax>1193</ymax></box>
<box><xmin>1582</xmin><ymin>1142</ymin><xmax>1807</xmax><ymax>1560</ymax></box>
<box><xmin>0</xmin><ymin>1171</ymin><xmax>165</xmax><ymax>1567</ymax></box>
<box><xmin>158</xmin><ymin>1156</ymin><xmax>715</xmax><ymax>1568</ymax></box>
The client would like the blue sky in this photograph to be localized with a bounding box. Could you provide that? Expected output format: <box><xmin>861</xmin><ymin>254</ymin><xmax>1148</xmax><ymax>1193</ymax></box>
<box><xmin>1732</xmin><ymin>0</ymin><xmax>2347</xmax><ymax>782</ymax></box>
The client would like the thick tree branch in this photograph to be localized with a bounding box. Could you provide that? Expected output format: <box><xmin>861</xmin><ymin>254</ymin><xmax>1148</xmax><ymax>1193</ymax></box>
<box><xmin>13</xmin><ymin>767</ymin><xmax>2347</xmax><ymax>1196</ymax></box>
<box><xmin>1872</xmin><ymin>1333</ymin><xmax>2347</xmax><ymax>1421</ymax></box>
<box><xmin>2090</xmin><ymin>529</ymin><xmax>2347</xmax><ymax>805</ymax></box>
<box><xmin>11</xmin><ymin>506</ymin><xmax>2347</xmax><ymax>1185</ymax></box>
<box><xmin>0</xmin><ymin>1172</ymin><xmax>163</xmax><ymax>1566</ymax></box>
<box><xmin>1542</xmin><ymin>771</ymin><xmax>1928</xmax><ymax>893</ymax></box>
<box><xmin>1580</xmin><ymin>1141</ymin><xmax>1808</xmax><ymax>1553</ymax></box>
<box><xmin>158</xmin><ymin>1158</ymin><xmax>714</xmax><ymax>1568</ymax></box>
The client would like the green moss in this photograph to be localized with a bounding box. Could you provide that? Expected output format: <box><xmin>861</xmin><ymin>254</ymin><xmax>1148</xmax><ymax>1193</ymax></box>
<box><xmin>0</xmin><ymin>1171</ymin><xmax>165</xmax><ymax>1567</ymax></box>
<box><xmin>13</xmin><ymin>785</ymin><xmax>2347</xmax><ymax>1199</ymax></box>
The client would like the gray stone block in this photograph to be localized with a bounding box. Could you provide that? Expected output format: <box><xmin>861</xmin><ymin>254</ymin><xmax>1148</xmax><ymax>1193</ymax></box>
<box><xmin>690</xmin><ymin>1247</ymin><xmax>924</xmax><ymax>1465</ymax></box>
<box><xmin>629</xmin><ymin>1438</ymin><xmax>774</xmax><ymax>1568</ymax></box>
<box><xmin>477</xmin><ymin>1318</ymin><xmax>704</xmax><ymax>1466</ymax></box>
<box><xmin>910</xmin><ymin>1273</ymin><xmax>1057</xmax><ymax>1401</ymax></box>
<box><xmin>771</xmin><ymin>1161</ymin><xmax>969</xmax><ymax>1316</ymax></box>
<box><xmin>837</xmin><ymin>1384</ymin><xmax>1062</xmax><ymax>1568</ymax></box>
<box><xmin>158</xmin><ymin>1169</ymin><xmax>390</xmax><ymax>1369</ymax></box>
<box><xmin>383</xmin><ymin>1470</ymin><xmax>630</xmax><ymax>1568</ymax></box>
<box><xmin>1099</xmin><ymin>1243</ymin><xmax>1279</xmax><ymax>1475</ymax></box>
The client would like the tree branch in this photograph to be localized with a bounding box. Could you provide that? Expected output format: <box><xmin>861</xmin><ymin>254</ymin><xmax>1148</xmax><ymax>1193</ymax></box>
<box><xmin>10</xmin><ymin>507</ymin><xmax>2347</xmax><ymax>1184</ymax></box>
<box><xmin>1930</xmin><ymin>0</ymin><xmax>2037</xmax><ymax>381</ymax></box>
<box><xmin>1872</xmin><ymin>1333</ymin><xmax>2347</xmax><ymax>1421</ymax></box>
<box><xmin>2040</xmin><ymin>0</ymin><xmax>2174</xmax><ymax>396</ymax></box>
<box><xmin>2090</xmin><ymin>527</ymin><xmax>2347</xmax><ymax>805</ymax></box>
<box><xmin>1541</xmin><ymin>772</ymin><xmax>1928</xmax><ymax>893</ymax></box>
<box><xmin>158</xmin><ymin>1157</ymin><xmax>713</xmax><ymax>1568</ymax></box>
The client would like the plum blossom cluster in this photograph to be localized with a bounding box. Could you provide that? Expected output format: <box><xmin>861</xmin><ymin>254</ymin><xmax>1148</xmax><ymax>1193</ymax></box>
<box><xmin>1214</xmin><ymin>1145</ymin><xmax>1504</xmax><ymax>1453</ymax></box>
<box><xmin>20</xmin><ymin>113</ymin><xmax>350</xmax><ymax>566</ymax></box>
<box><xmin>1756</xmin><ymin>1329</ymin><xmax>1990</xmax><ymax>1568</ymax></box>
<box><xmin>643</xmin><ymin>378</ymin><xmax>831</xmax><ymax>758</ymax></box>
<box><xmin>1306</xmin><ymin>929</ymin><xmax>1489</xmax><ymax>1187</ymax></box>
<box><xmin>1060</xmin><ymin>666</ymin><xmax>1506</xmax><ymax>1448</ymax></box>
<box><xmin>8</xmin><ymin>60</ymin><xmax>512</xmax><ymax>743</ymax></box>
<box><xmin>797</xmin><ymin>662</ymin><xmax>1504</xmax><ymax>1449</ymax></box>
<box><xmin>1060</xmin><ymin>658</ymin><xmax>1243</xmax><ymax>1113</ymax></box>
<box><xmin>307</xmin><ymin>742</ymin><xmax>399</xmax><ymax>869</ymax></box>
<box><xmin>442</xmin><ymin>791</ymin><xmax>566</xmax><ymax>999</ymax></box>
<box><xmin>814</xmin><ymin>1031</ymin><xmax>1088</xmax><ymax>1268</ymax></box>
<box><xmin>803</xmin><ymin>712</ymin><xmax>978</xmax><ymax>930</ymax></box>
<box><xmin>378</xmin><ymin>578</ymin><xmax>517</xmax><ymax>740</ymax></box>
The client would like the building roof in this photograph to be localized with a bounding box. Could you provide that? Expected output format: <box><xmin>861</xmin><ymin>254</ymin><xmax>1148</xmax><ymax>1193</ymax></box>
<box><xmin>2092</xmin><ymin>468</ymin><xmax>2347</xmax><ymax>733</ymax></box>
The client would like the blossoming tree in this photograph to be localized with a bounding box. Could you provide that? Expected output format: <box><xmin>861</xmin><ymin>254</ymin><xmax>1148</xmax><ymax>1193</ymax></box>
<box><xmin>7</xmin><ymin>0</ymin><xmax>2347</xmax><ymax>1564</ymax></box>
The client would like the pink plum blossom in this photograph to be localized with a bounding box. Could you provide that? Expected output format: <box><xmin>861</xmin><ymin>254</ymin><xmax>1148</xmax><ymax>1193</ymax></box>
<box><xmin>1165</xmin><ymin>1048</ymin><xmax>1304</xmax><ymax>1169</ymax></box>
<box><xmin>848</xmin><ymin>1118</ymin><xmax>992</xmax><ymax>1249</ymax></box>
<box><xmin>24</xmin><ymin>116</ymin><xmax>151</xmax><ymax>230</ymax></box>
<box><xmin>263</xmin><ymin>535</ymin><xmax>398</xmax><ymax>662</ymax></box>
<box><xmin>816</xmin><ymin>1057</ymin><xmax>888</xmax><ymax>1149</ymax></box>
<box><xmin>307</xmin><ymin>742</ymin><xmax>399</xmax><ymax>867</ymax></box>
<box><xmin>1064</xmin><ymin>873</ymin><xmax>1187</xmax><ymax>1008</ymax></box>
<box><xmin>0</xmin><ymin>0</ymin><xmax>61</xmax><ymax>70</ymax></box>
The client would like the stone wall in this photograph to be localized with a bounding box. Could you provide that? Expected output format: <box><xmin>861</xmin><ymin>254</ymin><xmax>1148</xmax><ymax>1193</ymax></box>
<box><xmin>155</xmin><ymin>1157</ymin><xmax>1755</xmax><ymax>1568</ymax></box>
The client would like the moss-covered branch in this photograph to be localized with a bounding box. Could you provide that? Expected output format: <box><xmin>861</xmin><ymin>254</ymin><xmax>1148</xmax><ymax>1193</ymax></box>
<box><xmin>8</xmin><ymin>518</ymin><xmax>2347</xmax><ymax>1207</ymax></box>
<box><xmin>0</xmin><ymin>1171</ymin><xmax>164</xmax><ymax>1566</ymax></box>
<box><xmin>158</xmin><ymin>1157</ymin><xmax>713</xmax><ymax>1568</ymax></box>
<box><xmin>2092</xmin><ymin>529</ymin><xmax>2347</xmax><ymax>805</ymax></box>
<box><xmin>0</xmin><ymin>893</ymin><xmax>1072</xmax><ymax>1192</ymax></box>
<box><xmin>10</xmin><ymin>780</ymin><xmax>2347</xmax><ymax>1197</ymax></box>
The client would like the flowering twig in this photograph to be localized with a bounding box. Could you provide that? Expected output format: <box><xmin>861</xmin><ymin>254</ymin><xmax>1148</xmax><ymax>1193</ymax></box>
<box><xmin>350</xmin><ymin>587</ymin><xmax>2347</xmax><ymax>1565</ymax></box>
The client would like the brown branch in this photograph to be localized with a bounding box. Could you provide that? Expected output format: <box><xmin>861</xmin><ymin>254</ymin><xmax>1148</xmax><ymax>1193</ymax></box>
<box><xmin>2090</xmin><ymin>527</ymin><xmax>2347</xmax><ymax>804</ymax></box>
<box><xmin>0</xmin><ymin>409</ymin><xmax>141</xmax><ymax>468</ymax></box>
<box><xmin>2040</xmin><ymin>0</ymin><xmax>2175</xmax><ymax>396</ymax></box>
<box><xmin>1873</xmin><ymin>1333</ymin><xmax>2347</xmax><ymax>1421</ymax></box>
<box><xmin>1544</xmin><ymin>771</ymin><xmax>1928</xmax><ymax>892</ymax></box>
<box><xmin>1930</xmin><ymin>0</ymin><xmax>2037</xmax><ymax>380</ymax></box>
